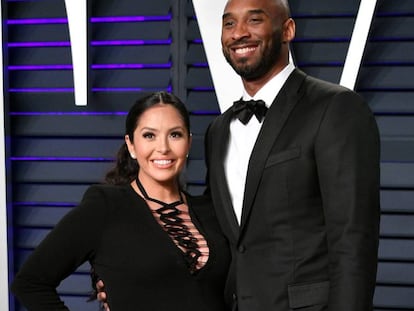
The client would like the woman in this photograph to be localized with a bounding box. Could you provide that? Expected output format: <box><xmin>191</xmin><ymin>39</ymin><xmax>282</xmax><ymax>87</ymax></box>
<box><xmin>11</xmin><ymin>91</ymin><xmax>231</xmax><ymax>311</ymax></box>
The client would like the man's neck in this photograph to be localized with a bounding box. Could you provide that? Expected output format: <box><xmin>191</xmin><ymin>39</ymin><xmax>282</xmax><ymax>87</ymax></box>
<box><xmin>242</xmin><ymin>62</ymin><xmax>290</xmax><ymax>97</ymax></box>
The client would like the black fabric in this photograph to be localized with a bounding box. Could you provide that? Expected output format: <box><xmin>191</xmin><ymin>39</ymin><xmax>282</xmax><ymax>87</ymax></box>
<box><xmin>11</xmin><ymin>184</ymin><xmax>231</xmax><ymax>311</ymax></box>
<box><xmin>205</xmin><ymin>69</ymin><xmax>380</xmax><ymax>311</ymax></box>
<box><xmin>232</xmin><ymin>99</ymin><xmax>267</xmax><ymax>124</ymax></box>
<box><xmin>135</xmin><ymin>178</ymin><xmax>201</xmax><ymax>273</ymax></box>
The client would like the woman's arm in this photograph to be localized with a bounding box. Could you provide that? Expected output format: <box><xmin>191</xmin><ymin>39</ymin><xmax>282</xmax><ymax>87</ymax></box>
<box><xmin>11</xmin><ymin>185</ymin><xmax>108</xmax><ymax>310</ymax></box>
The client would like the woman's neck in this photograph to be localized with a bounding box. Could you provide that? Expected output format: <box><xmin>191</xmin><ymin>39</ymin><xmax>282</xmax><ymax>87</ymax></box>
<box><xmin>133</xmin><ymin>176</ymin><xmax>181</xmax><ymax>203</ymax></box>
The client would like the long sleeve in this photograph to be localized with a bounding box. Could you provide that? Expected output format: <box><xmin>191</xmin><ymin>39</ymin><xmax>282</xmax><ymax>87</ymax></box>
<box><xmin>315</xmin><ymin>90</ymin><xmax>380</xmax><ymax>309</ymax></box>
<box><xmin>11</xmin><ymin>186</ymin><xmax>109</xmax><ymax>310</ymax></box>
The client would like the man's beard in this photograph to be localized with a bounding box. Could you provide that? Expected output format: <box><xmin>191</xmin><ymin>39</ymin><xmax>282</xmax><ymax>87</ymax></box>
<box><xmin>223</xmin><ymin>38</ymin><xmax>282</xmax><ymax>81</ymax></box>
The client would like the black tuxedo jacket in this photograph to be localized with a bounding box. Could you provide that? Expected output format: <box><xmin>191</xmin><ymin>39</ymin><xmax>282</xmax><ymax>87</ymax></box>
<box><xmin>205</xmin><ymin>69</ymin><xmax>380</xmax><ymax>311</ymax></box>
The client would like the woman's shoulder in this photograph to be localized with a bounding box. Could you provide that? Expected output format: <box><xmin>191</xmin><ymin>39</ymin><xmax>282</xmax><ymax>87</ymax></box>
<box><xmin>86</xmin><ymin>183</ymin><xmax>131</xmax><ymax>195</ymax></box>
<box><xmin>81</xmin><ymin>183</ymin><xmax>135</xmax><ymax>206</ymax></box>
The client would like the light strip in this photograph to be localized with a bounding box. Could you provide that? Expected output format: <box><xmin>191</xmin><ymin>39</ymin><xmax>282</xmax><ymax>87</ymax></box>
<box><xmin>10</xmin><ymin>111</ymin><xmax>127</xmax><ymax>116</ymax></box>
<box><xmin>91</xmin><ymin>86</ymin><xmax>172</xmax><ymax>92</ymax></box>
<box><xmin>9</xmin><ymin>88</ymin><xmax>74</xmax><ymax>92</ymax></box>
<box><xmin>91</xmin><ymin>15</ymin><xmax>171</xmax><ymax>22</ymax></box>
<box><xmin>91</xmin><ymin>63</ymin><xmax>171</xmax><ymax>69</ymax></box>
<box><xmin>91</xmin><ymin>39</ymin><xmax>171</xmax><ymax>46</ymax></box>
<box><xmin>8</xmin><ymin>42</ymin><xmax>70</xmax><ymax>47</ymax></box>
<box><xmin>8</xmin><ymin>63</ymin><xmax>171</xmax><ymax>70</ymax></box>
<box><xmin>7</xmin><ymin>15</ymin><xmax>171</xmax><ymax>25</ymax></box>
<box><xmin>7</xmin><ymin>18</ymin><xmax>67</xmax><ymax>24</ymax></box>
<box><xmin>10</xmin><ymin>157</ymin><xmax>113</xmax><ymax>161</ymax></box>
<box><xmin>13</xmin><ymin>202</ymin><xmax>76</xmax><ymax>207</ymax></box>
<box><xmin>8</xmin><ymin>65</ymin><xmax>73</xmax><ymax>70</ymax></box>
<box><xmin>8</xmin><ymin>86</ymin><xmax>172</xmax><ymax>93</ymax></box>
<box><xmin>0</xmin><ymin>1</ymin><xmax>10</xmax><ymax>309</ymax></box>
<box><xmin>340</xmin><ymin>0</ymin><xmax>378</xmax><ymax>90</ymax></box>
<box><xmin>8</xmin><ymin>39</ymin><xmax>171</xmax><ymax>48</ymax></box>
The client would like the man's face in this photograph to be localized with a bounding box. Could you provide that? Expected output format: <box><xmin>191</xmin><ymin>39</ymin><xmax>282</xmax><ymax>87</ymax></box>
<box><xmin>221</xmin><ymin>0</ymin><xmax>286</xmax><ymax>81</ymax></box>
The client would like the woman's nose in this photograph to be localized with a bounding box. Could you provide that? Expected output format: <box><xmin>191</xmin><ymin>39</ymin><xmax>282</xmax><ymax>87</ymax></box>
<box><xmin>156</xmin><ymin>137</ymin><xmax>170</xmax><ymax>153</ymax></box>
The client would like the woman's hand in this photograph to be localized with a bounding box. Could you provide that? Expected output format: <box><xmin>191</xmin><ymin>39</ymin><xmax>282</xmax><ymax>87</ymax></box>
<box><xmin>96</xmin><ymin>280</ymin><xmax>110</xmax><ymax>311</ymax></box>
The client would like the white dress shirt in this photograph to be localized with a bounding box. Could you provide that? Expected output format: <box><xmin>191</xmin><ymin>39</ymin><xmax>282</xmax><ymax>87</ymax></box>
<box><xmin>224</xmin><ymin>63</ymin><xmax>295</xmax><ymax>224</ymax></box>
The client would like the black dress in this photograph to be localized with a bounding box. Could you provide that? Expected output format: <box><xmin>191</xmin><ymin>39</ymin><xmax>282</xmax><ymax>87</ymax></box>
<box><xmin>11</xmin><ymin>184</ymin><xmax>231</xmax><ymax>311</ymax></box>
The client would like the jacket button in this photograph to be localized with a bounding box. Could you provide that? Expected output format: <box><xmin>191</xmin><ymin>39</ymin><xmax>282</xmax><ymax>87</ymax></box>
<box><xmin>238</xmin><ymin>245</ymin><xmax>246</xmax><ymax>253</ymax></box>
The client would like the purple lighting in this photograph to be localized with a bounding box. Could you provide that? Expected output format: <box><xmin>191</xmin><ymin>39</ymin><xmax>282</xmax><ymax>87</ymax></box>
<box><xmin>8</xmin><ymin>40</ymin><xmax>171</xmax><ymax>48</ymax></box>
<box><xmin>8</xmin><ymin>87</ymin><xmax>172</xmax><ymax>93</ymax></box>
<box><xmin>8</xmin><ymin>64</ymin><xmax>171</xmax><ymax>70</ymax></box>
<box><xmin>92</xmin><ymin>63</ymin><xmax>171</xmax><ymax>69</ymax></box>
<box><xmin>8</xmin><ymin>65</ymin><xmax>73</xmax><ymax>70</ymax></box>
<box><xmin>10</xmin><ymin>157</ymin><xmax>114</xmax><ymax>162</ymax></box>
<box><xmin>7</xmin><ymin>15</ymin><xmax>171</xmax><ymax>25</ymax></box>
<box><xmin>7</xmin><ymin>18</ymin><xmax>68</xmax><ymax>25</ymax></box>
<box><xmin>92</xmin><ymin>86</ymin><xmax>172</xmax><ymax>92</ymax></box>
<box><xmin>9</xmin><ymin>88</ymin><xmax>74</xmax><ymax>93</ymax></box>
<box><xmin>13</xmin><ymin>202</ymin><xmax>77</xmax><ymax>208</ymax></box>
<box><xmin>9</xmin><ymin>112</ymin><xmax>127</xmax><ymax>116</ymax></box>
<box><xmin>191</xmin><ymin>63</ymin><xmax>208</xmax><ymax>68</ymax></box>
<box><xmin>91</xmin><ymin>15</ymin><xmax>171</xmax><ymax>23</ymax></box>
<box><xmin>91</xmin><ymin>39</ymin><xmax>171</xmax><ymax>46</ymax></box>
<box><xmin>8</xmin><ymin>42</ymin><xmax>70</xmax><ymax>48</ymax></box>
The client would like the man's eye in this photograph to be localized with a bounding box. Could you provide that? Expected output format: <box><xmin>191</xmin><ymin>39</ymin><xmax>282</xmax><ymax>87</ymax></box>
<box><xmin>249</xmin><ymin>17</ymin><xmax>262</xmax><ymax>23</ymax></box>
<box><xmin>223</xmin><ymin>20</ymin><xmax>235</xmax><ymax>27</ymax></box>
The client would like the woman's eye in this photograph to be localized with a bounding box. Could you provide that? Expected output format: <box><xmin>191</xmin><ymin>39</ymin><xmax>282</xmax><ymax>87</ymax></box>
<box><xmin>143</xmin><ymin>132</ymin><xmax>154</xmax><ymax>139</ymax></box>
<box><xmin>170</xmin><ymin>131</ymin><xmax>183</xmax><ymax>138</ymax></box>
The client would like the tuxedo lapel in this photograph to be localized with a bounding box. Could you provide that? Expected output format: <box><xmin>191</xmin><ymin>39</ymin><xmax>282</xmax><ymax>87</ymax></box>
<box><xmin>209</xmin><ymin>110</ymin><xmax>240</xmax><ymax>241</ymax></box>
<box><xmin>240</xmin><ymin>69</ymin><xmax>307</xmax><ymax>232</ymax></box>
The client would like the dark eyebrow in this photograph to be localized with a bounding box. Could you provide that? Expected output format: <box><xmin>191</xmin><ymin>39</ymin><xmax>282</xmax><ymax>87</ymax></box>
<box><xmin>140</xmin><ymin>126</ymin><xmax>185</xmax><ymax>132</ymax></box>
<box><xmin>222</xmin><ymin>12</ymin><xmax>231</xmax><ymax>20</ymax></box>
<box><xmin>222</xmin><ymin>9</ymin><xmax>266</xmax><ymax>20</ymax></box>
<box><xmin>248</xmin><ymin>9</ymin><xmax>266</xmax><ymax>15</ymax></box>
<box><xmin>140</xmin><ymin>127</ymin><xmax>157</xmax><ymax>132</ymax></box>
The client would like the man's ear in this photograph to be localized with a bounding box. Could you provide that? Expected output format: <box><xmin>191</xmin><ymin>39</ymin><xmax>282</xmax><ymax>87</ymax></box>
<box><xmin>283</xmin><ymin>18</ymin><xmax>295</xmax><ymax>43</ymax></box>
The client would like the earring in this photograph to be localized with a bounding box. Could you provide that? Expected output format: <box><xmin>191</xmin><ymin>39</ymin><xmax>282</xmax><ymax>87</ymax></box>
<box><xmin>130</xmin><ymin>153</ymin><xmax>136</xmax><ymax>159</ymax></box>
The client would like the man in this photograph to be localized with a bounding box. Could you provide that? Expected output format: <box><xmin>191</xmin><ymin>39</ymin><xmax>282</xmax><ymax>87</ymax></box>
<box><xmin>204</xmin><ymin>0</ymin><xmax>380</xmax><ymax>310</ymax></box>
<box><xmin>98</xmin><ymin>0</ymin><xmax>380</xmax><ymax>310</ymax></box>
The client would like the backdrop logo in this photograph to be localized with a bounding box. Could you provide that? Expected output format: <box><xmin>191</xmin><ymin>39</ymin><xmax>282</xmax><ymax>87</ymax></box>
<box><xmin>192</xmin><ymin>0</ymin><xmax>378</xmax><ymax>112</ymax></box>
<box><xmin>66</xmin><ymin>0</ymin><xmax>87</xmax><ymax>106</ymax></box>
<box><xmin>65</xmin><ymin>0</ymin><xmax>377</xmax><ymax>108</ymax></box>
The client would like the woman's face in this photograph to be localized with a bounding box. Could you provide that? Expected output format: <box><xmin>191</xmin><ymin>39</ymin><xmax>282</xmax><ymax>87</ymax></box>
<box><xmin>125</xmin><ymin>103</ymin><xmax>191</xmax><ymax>186</ymax></box>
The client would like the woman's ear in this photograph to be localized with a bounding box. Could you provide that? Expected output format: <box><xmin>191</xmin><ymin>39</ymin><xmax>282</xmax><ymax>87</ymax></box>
<box><xmin>187</xmin><ymin>133</ymin><xmax>193</xmax><ymax>157</ymax></box>
<box><xmin>125</xmin><ymin>135</ymin><xmax>136</xmax><ymax>159</ymax></box>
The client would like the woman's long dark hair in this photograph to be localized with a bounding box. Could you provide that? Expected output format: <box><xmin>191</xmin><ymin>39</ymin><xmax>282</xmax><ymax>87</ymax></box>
<box><xmin>104</xmin><ymin>91</ymin><xmax>191</xmax><ymax>185</ymax></box>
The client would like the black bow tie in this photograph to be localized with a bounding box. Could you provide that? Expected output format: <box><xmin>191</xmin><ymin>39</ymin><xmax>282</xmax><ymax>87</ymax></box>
<box><xmin>232</xmin><ymin>99</ymin><xmax>268</xmax><ymax>125</ymax></box>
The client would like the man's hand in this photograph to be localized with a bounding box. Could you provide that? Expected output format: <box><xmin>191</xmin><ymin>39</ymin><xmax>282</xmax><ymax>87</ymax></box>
<box><xmin>96</xmin><ymin>280</ymin><xmax>110</xmax><ymax>311</ymax></box>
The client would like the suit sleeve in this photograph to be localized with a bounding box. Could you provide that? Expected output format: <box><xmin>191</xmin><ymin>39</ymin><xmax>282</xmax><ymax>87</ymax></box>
<box><xmin>203</xmin><ymin>123</ymin><xmax>213</xmax><ymax>197</ymax></box>
<box><xmin>11</xmin><ymin>186</ymin><xmax>109</xmax><ymax>310</ymax></box>
<box><xmin>315</xmin><ymin>90</ymin><xmax>380</xmax><ymax>310</ymax></box>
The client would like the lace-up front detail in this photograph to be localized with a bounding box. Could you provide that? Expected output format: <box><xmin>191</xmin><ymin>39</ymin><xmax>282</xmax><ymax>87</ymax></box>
<box><xmin>136</xmin><ymin>179</ymin><xmax>209</xmax><ymax>273</ymax></box>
